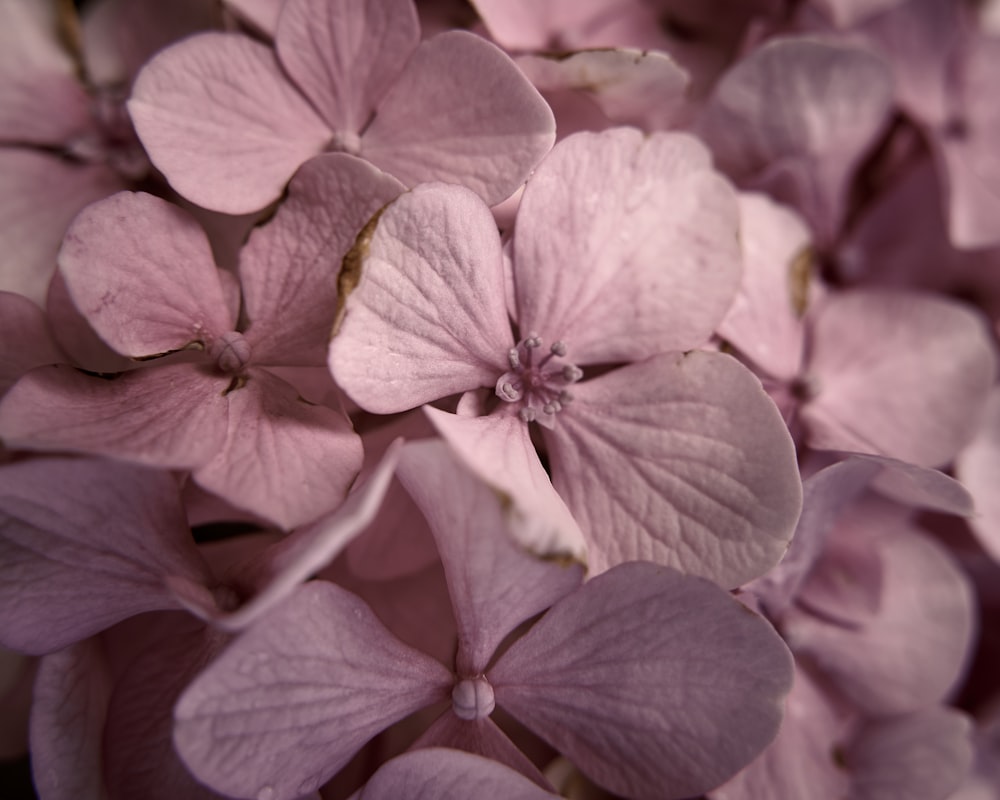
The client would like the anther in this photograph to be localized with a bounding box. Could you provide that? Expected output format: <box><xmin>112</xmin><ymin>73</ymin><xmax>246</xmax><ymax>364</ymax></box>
<box><xmin>550</xmin><ymin>341</ymin><xmax>568</xmax><ymax>357</ymax></box>
<box><xmin>508</xmin><ymin>348</ymin><xmax>520</xmax><ymax>369</ymax></box>
<box><xmin>562</xmin><ymin>364</ymin><xmax>583</xmax><ymax>383</ymax></box>
<box><xmin>519</xmin><ymin>407</ymin><xmax>537</xmax><ymax>422</ymax></box>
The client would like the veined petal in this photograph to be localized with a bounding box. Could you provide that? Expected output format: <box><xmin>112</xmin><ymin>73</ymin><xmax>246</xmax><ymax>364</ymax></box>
<box><xmin>128</xmin><ymin>32</ymin><xmax>331</xmax><ymax>213</ymax></box>
<box><xmin>397</xmin><ymin>439</ymin><xmax>583</xmax><ymax>675</ymax></box>
<box><xmin>361</xmin><ymin>30</ymin><xmax>556</xmax><ymax>206</ymax></box>
<box><xmin>276</xmin><ymin>0</ymin><xmax>419</xmax><ymax>134</ymax></box>
<box><xmin>801</xmin><ymin>289</ymin><xmax>997</xmax><ymax>467</ymax></box>
<box><xmin>173</xmin><ymin>581</ymin><xmax>453</xmax><ymax>800</ymax></box>
<box><xmin>547</xmin><ymin>351</ymin><xmax>802</xmax><ymax>588</ymax></box>
<box><xmin>241</xmin><ymin>153</ymin><xmax>404</xmax><ymax>367</ymax></box>
<box><xmin>0</xmin><ymin>364</ymin><xmax>229</xmax><ymax>469</ymax></box>
<box><xmin>59</xmin><ymin>192</ymin><xmax>233</xmax><ymax>358</ymax></box>
<box><xmin>0</xmin><ymin>291</ymin><xmax>63</xmax><ymax>396</ymax></box>
<box><xmin>513</xmin><ymin>128</ymin><xmax>741</xmax><ymax>363</ymax></box>
<box><xmin>491</xmin><ymin>561</ymin><xmax>794</xmax><ymax>800</ymax></box>
<box><xmin>0</xmin><ymin>457</ymin><xmax>210</xmax><ymax>654</ymax></box>
<box><xmin>193</xmin><ymin>368</ymin><xmax>362</xmax><ymax>530</ymax></box>
<box><xmin>329</xmin><ymin>182</ymin><xmax>513</xmax><ymax>413</ymax></box>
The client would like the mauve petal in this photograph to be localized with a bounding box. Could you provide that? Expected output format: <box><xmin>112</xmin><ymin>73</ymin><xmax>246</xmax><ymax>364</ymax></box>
<box><xmin>30</xmin><ymin>641</ymin><xmax>111</xmax><ymax>800</ymax></box>
<box><xmin>801</xmin><ymin>289</ymin><xmax>997</xmax><ymax>468</ymax></box>
<box><xmin>812</xmin><ymin>0</ymin><xmax>908</xmax><ymax>27</ymax></box>
<box><xmin>59</xmin><ymin>192</ymin><xmax>233</xmax><ymax>357</ymax></box>
<box><xmin>412</xmin><ymin>714</ymin><xmax>553</xmax><ymax>788</ymax></box>
<box><xmin>0</xmin><ymin>456</ymin><xmax>210</xmax><ymax>654</ymax></box>
<box><xmin>547</xmin><ymin>351</ymin><xmax>802</xmax><ymax>588</ymax></box>
<box><xmin>361</xmin><ymin>30</ymin><xmax>556</xmax><ymax>206</ymax></box>
<box><xmin>397</xmin><ymin>439</ymin><xmax>583</xmax><ymax>675</ymax></box>
<box><xmin>470</xmin><ymin>0</ymin><xmax>637</xmax><ymax>50</ymax></box>
<box><xmin>784</xmin><ymin>522</ymin><xmax>976</xmax><ymax>714</ymax></box>
<box><xmin>128</xmin><ymin>32</ymin><xmax>331</xmax><ymax>214</ymax></box>
<box><xmin>174</xmin><ymin>581</ymin><xmax>452</xmax><ymax>800</ymax></box>
<box><xmin>0</xmin><ymin>291</ymin><xmax>62</xmax><ymax>395</ymax></box>
<box><xmin>104</xmin><ymin>618</ymin><xmax>231</xmax><ymax>800</ymax></box>
<box><xmin>699</xmin><ymin>36</ymin><xmax>892</xmax><ymax>243</ymax></box>
<box><xmin>425</xmin><ymin>407</ymin><xmax>588</xmax><ymax>561</ymax></box>
<box><xmin>241</xmin><ymin>153</ymin><xmax>404</xmax><ymax>367</ymax></box>
<box><xmin>0</xmin><ymin>0</ymin><xmax>92</xmax><ymax>145</ymax></box>
<box><xmin>193</xmin><ymin>368</ymin><xmax>362</xmax><ymax>530</ymax></box>
<box><xmin>711</xmin><ymin>665</ymin><xmax>852</xmax><ymax>800</ymax></box>
<box><xmin>0</xmin><ymin>364</ymin><xmax>229</xmax><ymax>469</ymax></box>
<box><xmin>200</xmin><ymin>439</ymin><xmax>401</xmax><ymax>631</ymax></box>
<box><xmin>848</xmin><ymin>707</ymin><xmax>974</xmax><ymax>800</ymax></box>
<box><xmin>224</xmin><ymin>0</ymin><xmax>281</xmax><ymax>35</ymax></box>
<box><xmin>513</xmin><ymin>128</ymin><xmax>741</xmax><ymax>363</ymax></box>
<box><xmin>957</xmin><ymin>388</ymin><xmax>1000</xmax><ymax>561</ymax></box>
<box><xmin>0</xmin><ymin>149</ymin><xmax>126</xmax><ymax>305</ymax></box>
<box><xmin>515</xmin><ymin>49</ymin><xmax>689</xmax><ymax>131</ymax></box>
<box><xmin>718</xmin><ymin>193</ymin><xmax>812</xmax><ymax>381</ymax></box>
<box><xmin>328</xmin><ymin>183</ymin><xmax>512</xmax><ymax>413</ymax></box>
<box><xmin>276</xmin><ymin>0</ymin><xmax>419</xmax><ymax>134</ymax></box>
<box><xmin>360</xmin><ymin>749</ymin><xmax>559</xmax><ymax>800</ymax></box>
<box><xmin>491</xmin><ymin>561</ymin><xmax>794</xmax><ymax>800</ymax></box>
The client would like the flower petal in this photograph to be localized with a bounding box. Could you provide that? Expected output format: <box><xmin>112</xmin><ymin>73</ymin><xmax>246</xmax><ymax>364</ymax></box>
<box><xmin>491</xmin><ymin>561</ymin><xmax>794</xmax><ymax>800</ymax></box>
<box><xmin>513</xmin><ymin>128</ymin><xmax>741</xmax><ymax>363</ymax></box>
<box><xmin>397</xmin><ymin>439</ymin><xmax>583</xmax><ymax>674</ymax></box>
<box><xmin>361</xmin><ymin>30</ymin><xmax>556</xmax><ymax>206</ymax></box>
<box><xmin>59</xmin><ymin>192</ymin><xmax>233</xmax><ymax>357</ymax></box>
<box><xmin>193</xmin><ymin>368</ymin><xmax>362</xmax><ymax>529</ymax></box>
<box><xmin>328</xmin><ymin>182</ymin><xmax>512</xmax><ymax>413</ymax></box>
<box><xmin>128</xmin><ymin>32</ymin><xmax>331</xmax><ymax>213</ymax></box>
<box><xmin>241</xmin><ymin>153</ymin><xmax>404</xmax><ymax>367</ymax></box>
<box><xmin>173</xmin><ymin>581</ymin><xmax>452</xmax><ymax>800</ymax></box>
<box><xmin>276</xmin><ymin>0</ymin><xmax>419</xmax><ymax>134</ymax></box>
<box><xmin>0</xmin><ymin>457</ymin><xmax>209</xmax><ymax>654</ymax></box>
<box><xmin>547</xmin><ymin>351</ymin><xmax>802</xmax><ymax>587</ymax></box>
<box><xmin>0</xmin><ymin>291</ymin><xmax>62</xmax><ymax>396</ymax></box>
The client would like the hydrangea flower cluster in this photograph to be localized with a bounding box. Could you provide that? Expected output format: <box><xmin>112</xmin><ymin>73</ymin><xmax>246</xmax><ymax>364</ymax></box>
<box><xmin>1</xmin><ymin>0</ymin><xmax>999</xmax><ymax>798</ymax></box>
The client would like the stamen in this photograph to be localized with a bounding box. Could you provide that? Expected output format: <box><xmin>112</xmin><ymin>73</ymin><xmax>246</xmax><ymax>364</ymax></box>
<box><xmin>508</xmin><ymin>347</ymin><xmax>520</xmax><ymax>370</ymax></box>
<box><xmin>495</xmin><ymin>335</ymin><xmax>583</xmax><ymax>425</ymax></box>
<box><xmin>550</xmin><ymin>341</ymin><xmax>567</xmax><ymax>357</ymax></box>
<box><xmin>562</xmin><ymin>364</ymin><xmax>583</xmax><ymax>383</ymax></box>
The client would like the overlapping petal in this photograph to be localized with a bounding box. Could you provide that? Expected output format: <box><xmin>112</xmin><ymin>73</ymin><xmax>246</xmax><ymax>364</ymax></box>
<box><xmin>490</xmin><ymin>561</ymin><xmax>794</xmax><ymax>800</ymax></box>
<box><xmin>173</xmin><ymin>581</ymin><xmax>453</xmax><ymax>800</ymax></box>
<box><xmin>513</xmin><ymin>128</ymin><xmax>741</xmax><ymax>363</ymax></box>
<box><xmin>546</xmin><ymin>350</ymin><xmax>802</xmax><ymax>587</ymax></box>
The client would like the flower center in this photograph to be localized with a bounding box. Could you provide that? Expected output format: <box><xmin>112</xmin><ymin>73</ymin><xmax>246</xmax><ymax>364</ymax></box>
<box><xmin>495</xmin><ymin>334</ymin><xmax>583</xmax><ymax>425</ymax></box>
<box><xmin>327</xmin><ymin>129</ymin><xmax>362</xmax><ymax>156</ymax></box>
<box><xmin>451</xmin><ymin>676</ymin><xmax>495</xmax><ymax>721</ymax></box>
<box><xmin>209</xmin><ymin>331</ymin><xmax>252</xmax><ymax>374</ymax></box>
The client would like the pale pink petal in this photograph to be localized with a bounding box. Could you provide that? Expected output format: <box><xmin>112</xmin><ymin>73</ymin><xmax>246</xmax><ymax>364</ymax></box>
<box><xmin>360</xmin><ymin>749</ymin><xmax>559</xmax><ymax>800</ymax></box>
<box><xmin>200</xmin><ymin>439</ymin><xmax>402</xmax><ymax>631</ymax></box>
<box><xmin>0</xmin><ymin>149</ymin><xmax>125</xmax><ymax>305</ymax></box>
<box><xmin>425</xmin><ymin>407</ymin><xmax>588</xmax><ymax>561</ymax></box>
<box><xmin>0</xmin><ymin>456</ymin><xmax>210</xmax><ymax>653</ymax></box>
<box><xmin>515</xmin><ymin>49</ymin><xmax>689</xmax><ymax>131</ymax></box>
<box><xmin>699</xmin><ymin>36</ymin><xmax>893</xmax><ymax>243</ymax></box>
<box><xmin>241</xmin><ymin>153</ymin><xmax>404</xmax><ymax>367</ymax></box>
<box><xmin>712</xmin><ymin>666</ymin><xmax>853</xmax><ymax>800</ymax></box>
<box><xmin>45</xmin><ymin>270</ymin><xmax>135</xmax><ymax>374</ymax></box>
<box><xmin>718</xmin><ymin>193</ymin><xmax>812</xmax><ymax>381</ymax></box>
<box><xmin>173</xmin><ymin>581</ymin><xmax>453</xmax><ymax>800</ymax></box>
<box><xmin>0</xmin><ymin>291</ymin><xmax>62</xmax><ymax>395</ymax></box>
<box><xmin>784</xmin><ymin>522</ymin><xmax>976</xmax><ymax>714</ymax></box>
<box><xmin>223</xmin><ymin>0</ymin><xmax>282</xmax><ymax>36</ymax></box>
<box><xmin>59</xmin><ymin>192</ymin><xmax>233</xmax><ymax>357</ymax></box>
<box><xmin>128</xmin><ymin>32</ymin><xmax>331</xmax><ymax>214</ymax></box>
<box><xmin>328</xmin><ymin>183</ymin><xmax>512</xmax><ymax>413</ymax></box>
<box><xmin>0</xmin><ymin>0</ymin><xmax>92</xmax><ymax>145</ymax></box>
<box><xmin>361</xmin><ymin>30</ymin><xmax>556</xmax><ymax>206</ymax></box>
<box><xmin>491</xmin><ymin>561</ymin><xmax>794</xmax><ymax>799</ymax></box>
<box><xmin>547</xmin><ymin>351</ymin><xmax>802</xmax><ymax>587</ymax></box>
<box><xmin>470</xmin><ymin>0</ymin><xmax>645</xmax><ymax>50</ymax></box>
<box><xmin>513</xmin><ymin>128</ymin><xmax>741</xmax><ymax>363</ymax></box>
<box><xmin>30</xmin><ymin>640</ymin><xmax>111</xmax><ymax>800</ymax></box>
<box><xmin>801</xmin><ymin>289</ymin><xmax>997</xmax><ymax>467</ymax></box>
<box><xmin>957</xmin><ymin>388</ymin><xmax>1000</xmax><ymax>561</ymax></box>
<box><xmin>397</xmin><ymin>439</ymin><xmax>583</xmax><ymax>674</ymax></box>
<box><xmin>848</xmin><ymin>707</ymin><xmax>974</xmax><ymax>800</ymax></box>
<box><xmin>276</xmin><ymin>0</ymin><xmax>419</xmax><ymax>134</ymax></box>
<box><xmin>0</xmin><ymin>364</ymin><xmax>229</xmax><ymax>469</ymax></box>
<box><xmin>193</xmin><ymin>368</ymin><xmax>362</xmax><ymax>529</ymax></box>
